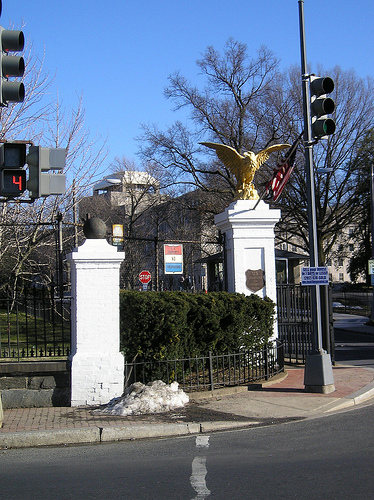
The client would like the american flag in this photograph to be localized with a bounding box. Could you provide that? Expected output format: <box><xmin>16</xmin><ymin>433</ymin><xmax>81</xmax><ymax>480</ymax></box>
<box><xmin>264</xmin><ymin>134</ymin><xmax>301</xmax><ymax>202</ymax></box>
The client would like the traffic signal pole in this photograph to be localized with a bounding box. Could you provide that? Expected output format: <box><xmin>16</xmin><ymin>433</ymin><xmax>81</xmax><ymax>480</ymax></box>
<box><xmin>298</xmin><ymin>0</ymin><xmax>335</xmax><ymax>393</ymax></box>
<box><xmin>371</xmin><ymin>163</ymin><xmax>374</xmax><ymax>321</ymax></box>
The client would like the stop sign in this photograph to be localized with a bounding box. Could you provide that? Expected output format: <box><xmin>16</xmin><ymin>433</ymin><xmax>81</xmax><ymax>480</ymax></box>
<box><xmin>139</xmin><ymin>270</ymin><xmax>151</xmax><ymax>284</ymax></box>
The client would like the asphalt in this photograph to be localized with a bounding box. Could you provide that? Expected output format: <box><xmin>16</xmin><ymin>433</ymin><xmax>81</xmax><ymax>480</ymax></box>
<box><xmin>1</xmin><ymin>313</ymin><xmax>374</xmax><ymax>449</ymax></box>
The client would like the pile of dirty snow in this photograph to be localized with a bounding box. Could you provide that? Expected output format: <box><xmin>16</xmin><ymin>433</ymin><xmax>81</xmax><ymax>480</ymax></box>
<box><xmin>99</xmin><ymin>380</ymin><xmax>189</xmax><ymax>416</ymax></box>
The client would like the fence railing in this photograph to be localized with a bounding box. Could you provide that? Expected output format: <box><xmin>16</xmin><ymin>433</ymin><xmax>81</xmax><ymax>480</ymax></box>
<box><xmin>124</xmin><ymin>341</ymin><xmax>284</xmax><ymax>392</ymax></box>
<box><xmin>0</xmin><ymin>287</ymin><xmax>71</xmax><ymax>361</ymax></box>
<box><xmin>332</xmin><ymin>290</ymin><xmax>372</xmax><ymax>317</ymax></box>
<box><xmin>277</xmin><ymin>284</ymin><xmax>313</xmax><ymax>364</ymax></box>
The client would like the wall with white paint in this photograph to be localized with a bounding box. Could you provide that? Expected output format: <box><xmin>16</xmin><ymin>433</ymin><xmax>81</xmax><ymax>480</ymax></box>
<box><xmin>67</xmin><ymin>239</ymin><xmax>125</xmax><ymax>406</ymax></box>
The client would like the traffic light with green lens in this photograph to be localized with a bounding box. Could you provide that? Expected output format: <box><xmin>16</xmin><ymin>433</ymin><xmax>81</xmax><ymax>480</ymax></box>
<box><xmin>310</xmin><ymin>75</ymin><xmax>336</xmax><ymax>140</ymax></box>
<box><xmin>0</xmin><ymin>142</ymin><xmax>27</xmax><ymax>197</ymax></box>
<box><xmin>0</xmin><ymin>27</ymin><xmax>25</xmax><ymax>106</ymax></box>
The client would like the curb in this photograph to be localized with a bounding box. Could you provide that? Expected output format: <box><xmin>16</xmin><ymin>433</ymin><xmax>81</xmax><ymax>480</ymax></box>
<box><xmin>2</xmin><ymin>369</ymin><xmax>374</xmax><ymax>450</ymax></box>
<box><xmin>0</xmin><ymin>427</ymin><xmax>99</xmax><ymax>449</ymax></box>
<box><xmin>0</xmin><ymin>420</ymin><xmax>261</xmax><ymax>450</ymax></box>
<box><xmin>325</xmin><ymin>381</ymin><xmax>374</xmax><ymax>413</ymax></box>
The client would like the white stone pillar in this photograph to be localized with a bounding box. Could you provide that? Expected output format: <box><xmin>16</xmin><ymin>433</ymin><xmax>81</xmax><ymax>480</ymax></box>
<box><xmin>67</xmin><ymin>239</ymin><xmax>125</xmax><ymax>406</ymax></box>
<box><xmin>215</xmin><ymin>200</ymin><xmax>281</xmax><ymax>336</ymax></box>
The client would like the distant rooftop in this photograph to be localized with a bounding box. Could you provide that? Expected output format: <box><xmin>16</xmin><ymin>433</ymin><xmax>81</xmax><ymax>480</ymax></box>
<box><xmin>92</xmin><ymin>171</ymin><xmax>159</xmax><ymax>195</ymax></box>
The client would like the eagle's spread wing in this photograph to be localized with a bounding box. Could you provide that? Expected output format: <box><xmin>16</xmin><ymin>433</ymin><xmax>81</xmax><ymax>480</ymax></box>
<box><xmin>255</xmin><ymin>144</ymin><xmax>291</xmax><ymax>167</ymax></box>
<box><xmin>200</xmin><ymin>142</ymin><xmax>244</xmax><ymax>177</ymax></box>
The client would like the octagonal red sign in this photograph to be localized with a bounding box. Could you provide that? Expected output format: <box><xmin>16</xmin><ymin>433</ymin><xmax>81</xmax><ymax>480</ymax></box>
<box><xmin>139</xmin><ymin>270</ymin><xmax>152</xmax><ymax>284</ymax></box>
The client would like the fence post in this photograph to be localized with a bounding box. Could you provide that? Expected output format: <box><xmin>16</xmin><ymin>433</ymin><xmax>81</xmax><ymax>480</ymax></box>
<box><xmin>264</xmin><ymin>345</ymin><xmax>269</xmax><ymax>381</ymax></box>
<box><xmin>208</xmin><ymin>351</ymin><xmax>214</xmax><ymax>391</ymax></box>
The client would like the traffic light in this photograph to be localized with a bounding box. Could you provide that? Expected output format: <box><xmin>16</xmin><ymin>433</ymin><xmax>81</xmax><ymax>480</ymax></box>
<box><xmin>27</xmin><ymin>146</ymin><xmax>66</xmax><ymax>198</ymax></box>
<box><xmin>309</xmin><ymin>75</ymin><xmax>336</xmax><ymax>140</ymax></box>
<box><xmin>0</xmin><ymin>27</ymin><xmax>25</xmax><ymax>106</ymax></box>
<box><xmin>0</xmin><ymin>143</ymin><xmax>27</xmax><ymax>197</ymax></box>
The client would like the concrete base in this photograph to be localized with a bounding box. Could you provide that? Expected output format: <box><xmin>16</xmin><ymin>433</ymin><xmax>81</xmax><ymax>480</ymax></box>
<box><xmin>1</xmin><ymin>389</ymin><xmax>70</xmax><ymax>409</ymax></box>
<box><xmin>0</xmin><ymin>367</ymin><xmax>71</xmax><ymax>408</ymax></box>
<box><xmin>304</xmin><ymin>352</ymin><xmax>335</xmax><ymax>394</ymax></box>
<box><xmin>304</xmin><ymin>383</ymin><xmax>335</xmax><ymax>394</ymax></box>
<box><xmin>70</xmin><ymin>352</ymin><xmax>124</xmax><ymax>406</ymax></box>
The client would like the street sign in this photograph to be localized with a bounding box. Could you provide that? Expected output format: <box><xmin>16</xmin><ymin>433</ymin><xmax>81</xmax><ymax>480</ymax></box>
<box><xmin>164</xmin><ymin>244</ymin><xmax>183</xmax><ymax>274</ymax></box>
<box><xmin>368</xmin><ymin>259</ymin><xmax>374</xmax><ymax>275</ymax></box>
<box><xmin>139</xmin><ymin>270</ymin><xmax>151</xmax><ymax>284</ymax></box>
<box><xmin>301</xmin><ymin>266</ymin><xmax>329</xmax><ymax>286</ymax></box>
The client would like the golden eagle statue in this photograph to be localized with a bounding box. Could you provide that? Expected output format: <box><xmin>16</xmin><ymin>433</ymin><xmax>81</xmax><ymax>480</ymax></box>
<box><xmin>200</xmin><ymin>142</ymin><xmax>291</xmax><ymax>200</ymax></box>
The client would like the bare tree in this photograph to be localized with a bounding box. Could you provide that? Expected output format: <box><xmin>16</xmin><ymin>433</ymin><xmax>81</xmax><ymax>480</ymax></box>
<box><xmin>345</xmin><ymin>128</ymin><xmax>374</xmax><ymax>282</ymax></box>
<box><xmin>0</xmin><ymin>27</ymin><xmax>108</xmax><ymax>295</ymax></box>
<box><xmin>140</xmin><ymin>39</ymin><xmax>374</xmax><ymax>269</ymax></box>
<box><xmin>274</xmin><ymin>67</ymin><xmax>374</xmax><ymax>265</ymax></box>
<box><xmin>139</xmin><ymin>39</ymin><xmax>284</xmax><ymax>199</ymax></box>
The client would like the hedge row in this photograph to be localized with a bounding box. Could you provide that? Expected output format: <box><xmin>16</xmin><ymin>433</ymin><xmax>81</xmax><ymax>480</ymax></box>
<box><xmin>120</xmin><ymin>291</ymin><xmax>275</xmax><ymax>362</ymax></box>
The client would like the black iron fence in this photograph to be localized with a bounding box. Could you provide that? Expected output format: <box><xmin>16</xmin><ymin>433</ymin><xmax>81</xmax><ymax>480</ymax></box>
<box><xmin>277</xmin><ymin>284</ymin><xmax>335</xmax><ymax>364</ymax></box>
<box><xmin>1</xmin><ymin>281</ymin><xmax>337</xmax><ymax>367</ymax></box>
<box><xmin>277</xmin><ymin>284</ymin><xmax>313</xmax><ymax>364</ymax></box>
<box><xmin>119</xmin><ymin>236</ymin><xmax>223</xmax><ymax>292</ymax></box>
<box><xmin>124</xmin><ymin>341</ymin><xmax>284</xmax><ymax>392</ymax></box>
<box><xmin>0</xmin><ymin>286</ymin><xmax>71</xmax><ymax>361</ymax></box>
<box><xmin>332</xmin><ymin>290</ymin><xmax>372</xmax><ymax>317</ymax></box>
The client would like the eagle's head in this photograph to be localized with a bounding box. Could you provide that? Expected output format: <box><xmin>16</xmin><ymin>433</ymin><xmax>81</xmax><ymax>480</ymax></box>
<box><xmin>243</xmin><ymin>151</ymin><xmax>256</xmax><ymax>164</ymax></box>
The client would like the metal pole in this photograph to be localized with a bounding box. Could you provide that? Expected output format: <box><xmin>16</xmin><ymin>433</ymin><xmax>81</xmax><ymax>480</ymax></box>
<box><xmin>371</xmin><ymin>163</ymin><xmax>374</xmax><ymax>320</ymax></box>
<box><xmin>299</xmin><ymin>0</ymin><xmax>323</xmax><ymax>353</ymax></box>
<box><xmin>73</xmin><ymin>179</ymin><xmax>78</xmax><ymax>248</ymax></box>
<box><xmin>57</xmin><ymin>212</ymin><xmax>64</xmax><ymax>301</ymax></box>
<box><xmin>298</xmin><ymin>0</ymin><xmax>334</xmax><ymax>392</ymax></box>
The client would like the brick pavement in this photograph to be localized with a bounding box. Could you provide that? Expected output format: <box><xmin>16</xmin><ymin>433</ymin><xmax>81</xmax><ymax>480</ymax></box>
<box><xmin>1</xmin><ymin>366</ymin><xmax>374</xmax><ymax>436</ymax></box>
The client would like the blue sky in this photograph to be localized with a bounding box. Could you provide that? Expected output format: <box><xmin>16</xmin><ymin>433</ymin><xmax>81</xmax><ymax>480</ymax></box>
<box><xmin>2</xmin><ymin>0</ymin><xmax>374</xmax><ymax>175</ymax></box>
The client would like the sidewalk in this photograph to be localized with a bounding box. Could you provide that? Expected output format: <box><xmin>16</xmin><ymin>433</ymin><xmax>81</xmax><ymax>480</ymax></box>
<box><xmin>1</xmin><ymin>364</ymin><xmax>374</xmax><ymax>449</ymax></box>
<box><xmin>1</xmin><ymin>313</ymin><xmax>374</xmax><ymax>450</ymax></box>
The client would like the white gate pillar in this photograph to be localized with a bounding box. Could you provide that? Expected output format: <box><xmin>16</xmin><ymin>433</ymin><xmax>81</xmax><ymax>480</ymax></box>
<box><xmin>67</xmin><ymin>235</ymin><xmax>125</xmax><ymax>407</ymax></box>
<box><xmin>215</xmin><ymin>200</ymin><xmax>281</xmax><ymax>337</ymax></box>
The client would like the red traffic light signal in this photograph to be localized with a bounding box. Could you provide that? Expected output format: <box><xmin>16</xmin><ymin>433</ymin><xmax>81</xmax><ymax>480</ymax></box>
<box><xmin>1</xmin><ymin>168</ymin><xmax>26</xmax><ymax>196</ymax></box>
<box><xmin>0</xmin><ymin>143</ymin><xmax>27</xmax><ymax>198</ymax></box>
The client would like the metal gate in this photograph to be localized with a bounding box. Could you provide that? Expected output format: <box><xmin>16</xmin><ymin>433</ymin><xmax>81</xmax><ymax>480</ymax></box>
<box><xmin>276</xmin><ymin>284</ymin><xmax>334</xmax><ymax>364</ymax></box>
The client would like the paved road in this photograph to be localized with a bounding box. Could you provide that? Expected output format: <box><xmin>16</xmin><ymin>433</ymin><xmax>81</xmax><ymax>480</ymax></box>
<box><xmin>334</xmin><ymin>314</ymin><xmax>374</xmax><ymax>368</ymax></box>
<box><xmin>2</xmin><ymin>404</ymin><xmax>374</xmax><ymax>499</ymax></box>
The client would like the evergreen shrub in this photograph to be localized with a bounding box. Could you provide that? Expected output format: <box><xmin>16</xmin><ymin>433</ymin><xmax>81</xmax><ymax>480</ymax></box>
<box><xmin>120</xmin><ymin>291</ymin><xmax>275</xmax><ymax>362</ymax></box>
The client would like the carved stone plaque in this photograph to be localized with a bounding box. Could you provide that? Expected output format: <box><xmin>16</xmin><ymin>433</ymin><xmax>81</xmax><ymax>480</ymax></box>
<box><xmin>245</xmin><ymin>269</ymin><xmax>265</xmax><ymax>292</ymax></box>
